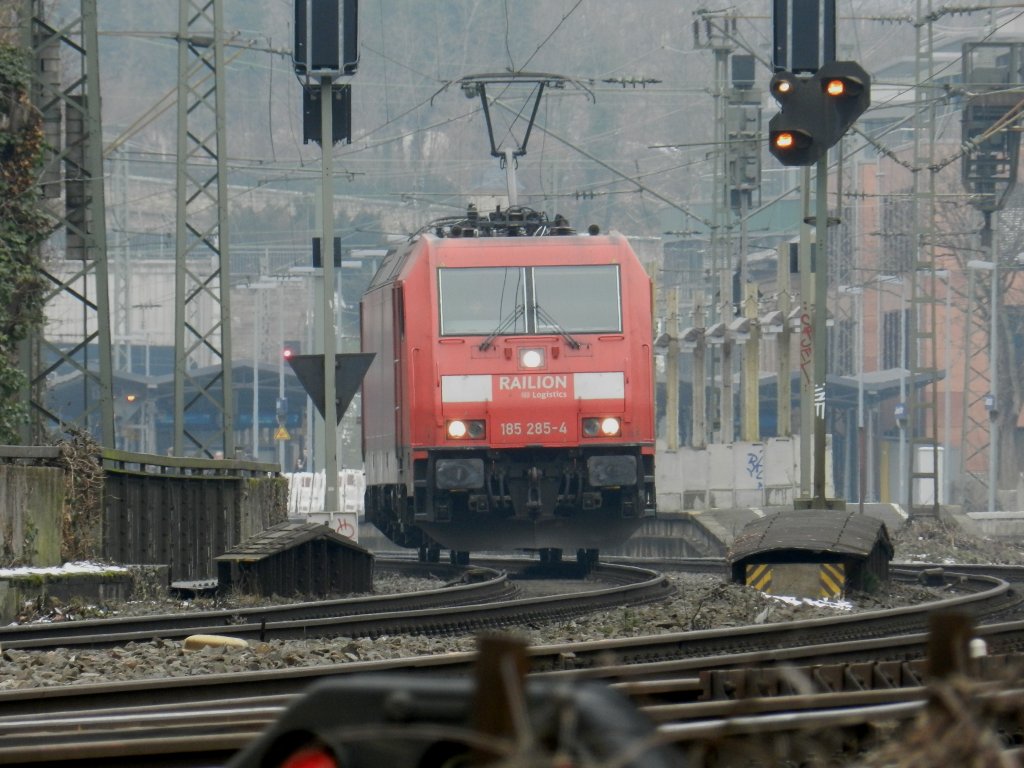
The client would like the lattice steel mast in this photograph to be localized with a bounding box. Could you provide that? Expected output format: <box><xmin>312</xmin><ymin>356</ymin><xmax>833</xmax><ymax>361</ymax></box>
<box><xmin>22</xmin><ymin>0</ymin><xmax>114</xmax><ymax>446</ymax></box>
<box><xmin>906</xmin><ymin>0</ymin><xmax>941</xmax><ymax>518</ymax></box>
<box><xmin>172</xmin><ymin>0</ymin><xmax>234</xmax><ymax>457</ymax></box>
<box><xmin>958</xmin><ymin>41</ymin><xmax>1023</xmax><ymax>510</ymax></box>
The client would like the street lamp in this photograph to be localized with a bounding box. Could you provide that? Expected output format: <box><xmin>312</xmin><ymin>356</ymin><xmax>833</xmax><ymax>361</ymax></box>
<box><xmin>967</xmin><ymin>258</ymin><xmax>998</xmax><ymax>514</ymax></box>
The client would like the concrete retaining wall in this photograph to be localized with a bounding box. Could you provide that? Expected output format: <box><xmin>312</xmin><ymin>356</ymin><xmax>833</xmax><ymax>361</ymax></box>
<box><xmin>0</xmin><ymin>448</ymin><xmax>65</xmax><ymax>567</ymax></box>
<box><xmin>962</xmin><ymin>511</ymin><xmax>1024</xmax><ymax>539</ymax></box>
<box><xmin>655</xmin><ymin>437</ymin><xmax>835</xmax><ymax>512</ymax></box>
<box><xmin>0</xmin><ymin>564</ymin><xmax>169</xmax><ymax>624</ymax></box>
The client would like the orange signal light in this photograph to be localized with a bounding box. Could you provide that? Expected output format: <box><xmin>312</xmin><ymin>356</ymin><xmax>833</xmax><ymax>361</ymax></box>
<box><xmin>775</xmin><ymin>132</ymin><xmax>796</xmax><ymax>149</ymax></box>
<box><xmin>776</xmin><ymin>79</ymin><xmax>792</xmax><ymax>94</ymax></box>
<box><xmin>825</xmin><ymin>78</ymin><xmax>846</xmax><ymax>97</ymax></box>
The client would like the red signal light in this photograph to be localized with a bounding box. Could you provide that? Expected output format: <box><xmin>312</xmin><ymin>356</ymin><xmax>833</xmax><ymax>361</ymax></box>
<box><xmin>279</xmin><ymin>747</ymin><xmax>338</xmax><ymax>768</ymax></box>
<box><xmin>282</xmin><ymin>348</ymin><xmax>293</xmax><ymax>359</ymax></box>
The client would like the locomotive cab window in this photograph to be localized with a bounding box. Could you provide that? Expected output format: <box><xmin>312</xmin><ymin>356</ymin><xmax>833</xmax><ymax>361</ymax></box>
<box><xmin>439</xmin><ymin>265</ymin><xmax>621</xmax><ymax>336</ymax></box>
<box><xmin>438</xmin><ymin>267</ymin><xmax>526</xmax><ymax>335</ymax></box>
<box><xmin>533</xmin><ymin>265</ymin><xmax>621</xmax><ymax>333</ymax></box>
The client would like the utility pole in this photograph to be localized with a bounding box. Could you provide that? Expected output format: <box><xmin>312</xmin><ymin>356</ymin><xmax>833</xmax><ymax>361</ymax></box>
<box><xmin>693</xmin><ymin>9</ymin><xmax>736</xmax><ymax>444</ymax></box>
<box><xmin>725</xmin><ymin>53</ymin><xmax>763</xmax><ymax>442</ymax></box>
<box><xmin>811</xmin><ymin>155</ymin><xmax>829</xmax><ymax>505</ymax></box>
<box><xmin>775</xmin><ymin>244</ymin><xmax>793</xmax><ymax>439</ymax></box>
<box><xmin>989</xmin><ymin>246</ymin><xmax>999</xmax><ymax>516</ymax></box>
<box><xmin>798</xmin><ymin>167</ymin><xmax>813</xmax><ymax>498</ymax></box>
<box><xmin>691</xmin><ymin>297</ymin><xmax>707</xmax><ymax>450</ymax></box>
<box><xmin>293</xmin><ymin>0</ymin><xmax>358</xmax><ymax>516</ymax></box>
<box><xmin>665</xmin><ymin>288</ymin><xmax>680</xmax><ymax>452</ymax></box>
<box><xmin>319</xmin><ymin>75</ymin><xmax>339</xmax><ymax>512</ymax></box>
<box><xmin>741</xmin><ymin>282</ymin><xmax>760</xmax><ymax>441</ymax></box>
<box><xmin>768</xmin><ymin>0</ymin><xmax>869</xmax><ymax>510</ymax></box>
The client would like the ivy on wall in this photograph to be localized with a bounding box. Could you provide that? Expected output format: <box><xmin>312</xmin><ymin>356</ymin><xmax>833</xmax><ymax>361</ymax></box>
<box><xmin>0</xmin><ymin>44</ymin><xmax>49</xmax><ymax>443</ymax></box>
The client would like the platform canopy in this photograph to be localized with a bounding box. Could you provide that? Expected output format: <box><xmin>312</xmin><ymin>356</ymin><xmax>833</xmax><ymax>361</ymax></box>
<box><xmin>823</xmin><ymin>368</ymin><xmax>944</xmax><ymax>410</ymax></box>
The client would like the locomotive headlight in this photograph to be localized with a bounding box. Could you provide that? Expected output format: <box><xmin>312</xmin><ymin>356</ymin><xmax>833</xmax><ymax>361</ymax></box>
<box><xmin>582</xmin><ymin>416</ymin><xmax>621</xmax><ymax>437</ymax></box>
<box><xmin>447</xmin><ymin>419</ymin><xmax>486</xmax><ymax>439</ymax></box>
<box><xmin>519</xmin><ymin>347</ymin><xmax>545</xmax><ymax>369</ymax></box>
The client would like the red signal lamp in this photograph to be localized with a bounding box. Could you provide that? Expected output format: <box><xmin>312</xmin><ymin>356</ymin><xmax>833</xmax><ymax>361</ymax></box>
<box><xmin>279</xmin><ymin>746</ymin><xmax>338</xmax><ymax>768</ymax></box>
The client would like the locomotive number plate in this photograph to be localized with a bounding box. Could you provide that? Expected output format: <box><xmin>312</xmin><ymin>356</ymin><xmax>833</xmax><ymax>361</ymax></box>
<box><xmin>499</xmin><ymin>421</ymin><xmax>568</xmax><ymax>437</ymax></box>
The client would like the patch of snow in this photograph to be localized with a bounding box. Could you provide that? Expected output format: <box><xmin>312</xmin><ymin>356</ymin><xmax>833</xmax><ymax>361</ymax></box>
<box><xmin>765</xmin><ymin>593</ymin><xmax>854</xmax><ymax>611</ymax></box>
<box><xmin>0</xmin><ymin>561</ymin><xmax>128</xmax><ymax>578</ymax></box>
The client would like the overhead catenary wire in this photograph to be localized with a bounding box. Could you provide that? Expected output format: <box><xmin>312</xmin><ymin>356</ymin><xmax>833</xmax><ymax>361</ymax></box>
<box><xmin>89</xmin><ymin>2</ymin><xmax>1024</xmax><ymax>250</ymax></box>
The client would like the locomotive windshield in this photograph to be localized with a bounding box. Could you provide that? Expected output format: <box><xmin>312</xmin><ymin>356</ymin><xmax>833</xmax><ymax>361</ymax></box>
<box><xmin>439</xmin><ymin>265</ymin><xmax>621</xmax><ymax>336</ymax></box>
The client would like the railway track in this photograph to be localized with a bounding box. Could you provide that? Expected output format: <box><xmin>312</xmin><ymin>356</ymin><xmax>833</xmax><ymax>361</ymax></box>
<box><xmin>0</xmin><ymin>559</ymin><xmax>512</xmax><ymax>651</ymax></box>
<box><xmin>3</xmin><ymin>668</ymin><xmax>998</xmax><ymax>768</ymax></box>
<box><xmin>0</xmin><ymin>568</ymin><xmax>1018</xmax><ymax>765</ymax></box>
<box><xmin>0</xmin><ymin>559</ymin><xmax>668</xmax><ymax>651</ymax></box>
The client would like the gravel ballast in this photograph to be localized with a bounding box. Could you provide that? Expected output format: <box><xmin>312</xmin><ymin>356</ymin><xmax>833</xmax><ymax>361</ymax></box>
<box><xmin>0</xmin><ymin>572</ymin><xmax>942</xmax><ymax>690</ymax></box>
<box><xmin>0</xmin><ymin>518</ymin><xmax>1015</xmax><ymax>690</ymax></box>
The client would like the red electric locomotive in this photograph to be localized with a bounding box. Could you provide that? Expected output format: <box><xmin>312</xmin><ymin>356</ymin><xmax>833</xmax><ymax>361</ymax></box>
<box><xmin>360</xmin><ymin>206</ymin><xmax>656</xmax><ymax>565</ymax></box>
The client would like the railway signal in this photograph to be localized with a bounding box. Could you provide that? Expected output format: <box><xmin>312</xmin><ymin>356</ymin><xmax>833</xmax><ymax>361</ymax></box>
<box><xmin>768</xmin><ymin>61</ymin><xmax>870</xmax><ymax>166</ymax></box>
<box><xmin>818</xmin><ymin>60</ymin><xmax>870</xmax><ymax>142</ymax></box>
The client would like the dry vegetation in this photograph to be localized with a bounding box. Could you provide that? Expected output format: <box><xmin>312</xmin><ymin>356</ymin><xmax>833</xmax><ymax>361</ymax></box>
<box><xmin>892</xmin><ymin>517</ymin><xmax>1024</xmax><ymax>565</ymax></box>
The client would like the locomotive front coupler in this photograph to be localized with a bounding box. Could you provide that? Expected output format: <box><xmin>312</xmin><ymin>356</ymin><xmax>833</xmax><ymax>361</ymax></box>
<box><xmin>467</xmin><ymin>493</ymin><xmax>489</xmax><ymax>513</ymax></box>
<box><xmin>526</xmin><ymin>466</ymin><xmax>543</xmax><ymax>511</ymax></box>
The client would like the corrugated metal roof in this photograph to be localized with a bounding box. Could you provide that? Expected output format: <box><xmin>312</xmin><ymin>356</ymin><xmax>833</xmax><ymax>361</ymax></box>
<box><xmin>728</xmin><ymin>509</ymin><xmax>893</xmax><ymax>562</ymax></box>
<box><xmin>215</xmin><ymin>520</ymin><xmax>369</xmax><ymax>563</ymax></box>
